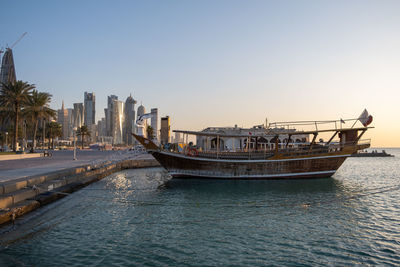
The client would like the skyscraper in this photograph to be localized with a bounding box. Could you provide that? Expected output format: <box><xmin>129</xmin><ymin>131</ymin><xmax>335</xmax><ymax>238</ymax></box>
<box><xmin>67</xmin><ymin>108</ymin><xmax>73</xmax><ymax>138</ymax></box>
<box><xmin>124</xmin><ymin>94</ymin><xmax>137</xmax><ymax>145</ymax></box>
<box><xmin>160</xmin><ymin>116</ymin><xmax>170</xmax><ymax>145</ymax></box>
<box><xmin>0</xmin><ymin>48</ymin><xmax>17</xmax><ymax>132</ymax></box>
<box><xmin>136</xmin><ymin>104</ymin><xmax>146</xmax><ymax>138</ymax></box>
<box><xmin>57</xmin><ymin>101</ymin><xmax>69</xmax><ymax>139</ymax></box>
<box><xmin>73</xmin><ymin>103</ymin><xmax>84</xmax><ymax>129</ymax></box>
<box><xmin>151</xmin><ymin>108</ymin><xmax>158</xmax><ymax>141</ymax></box>
<box><xmin>84</xmin><ymin>92</ymin><xmax>95</xmax><ymax>126</ymax></box>
<box><xmin>105</xmin><ymin>95</ymin><xmax>118</xmax><ymax>136</ymax></box>
<box><xmin>97</xmin><ymin>118</ymin><xmax>106</xmax><ymax>137</ymax></box>
<box><xmin>0</xmin><ymin>48</ymin><xmax>16</xmax><ymax>87</ymax></box>
<box><xmin>112</xmin><ymin>99</ymin><xmax>124</xmax><ymax>144</ymax></box>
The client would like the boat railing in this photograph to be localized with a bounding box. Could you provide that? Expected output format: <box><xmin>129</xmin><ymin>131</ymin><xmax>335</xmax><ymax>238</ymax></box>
<box><xmin>164</xmin><ymin>138</ymin><xmax>370</xmax><ymax>159</ymax></box>
<box><xmin>268</xmin><ymin>118</ymin><xmax>364</xmax><ymax>132</ymax></box>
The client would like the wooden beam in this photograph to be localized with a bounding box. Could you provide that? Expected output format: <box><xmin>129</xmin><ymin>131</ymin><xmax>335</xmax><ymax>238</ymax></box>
<box><xmin>308</xmin><ymin>133</ymin><xmax>318</xmax><ymax>152</ymax></box>
<box><xmin>285</xmin><ymin>134</ymin><xmax>292</xmax><ymax>148</ymax></box>
<box><xmin>356</xmin><ymin>129</ymin><xmax>367</xmax><ymax>142</ymax></box>
<box><xmin>326</xmin><ymin>131</ymin><xmax>338</xmax><ymax>145</ymax></box>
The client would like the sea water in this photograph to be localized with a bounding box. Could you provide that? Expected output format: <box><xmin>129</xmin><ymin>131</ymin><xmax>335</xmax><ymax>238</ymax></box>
<box><xmin>0</xmin><ymin>149</ymin><xmax>399</xmax><ymax>266</ymax></box>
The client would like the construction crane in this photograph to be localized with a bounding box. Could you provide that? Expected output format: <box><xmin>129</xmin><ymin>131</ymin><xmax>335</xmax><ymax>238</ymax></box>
<box><xmin>9</xmin><ymin>32</ymin><xmax>27</xmax><ymax>49</ymax></box>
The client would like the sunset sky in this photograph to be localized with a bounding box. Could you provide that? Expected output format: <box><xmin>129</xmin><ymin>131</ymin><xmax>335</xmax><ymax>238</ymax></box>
<box><xmin>1</xmin><ymin>0</ymin><xmax>399</xmax><ymax>147</ymax></box>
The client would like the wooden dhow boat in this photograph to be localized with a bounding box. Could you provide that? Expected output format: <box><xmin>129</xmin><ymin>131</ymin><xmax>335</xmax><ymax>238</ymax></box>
<box><xmin>133</xmin><ymin>113</ymin><xmax>373</xmax><ymax>179</ymax></box>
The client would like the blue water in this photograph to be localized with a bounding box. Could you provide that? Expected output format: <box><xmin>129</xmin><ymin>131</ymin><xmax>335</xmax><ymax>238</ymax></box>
<box><xmin>1</xmin><ymin>149</ymin><xmax>399</xmax><ymax>266</ymax></box>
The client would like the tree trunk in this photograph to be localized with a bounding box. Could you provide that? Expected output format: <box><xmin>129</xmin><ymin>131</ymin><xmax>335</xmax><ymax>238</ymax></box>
<box><xmin>48</xmin><ymin>128</ymin><xmax>52</xmax><ymax>149</ymax></box>
<box><xmin>81</xmin><ymin>134</ymin><xmax>84</xmax><ymax>149</ymax></box>
<box><xmin>13</xmin><ymin>103</ymin><xmax>19</xmax><ymax>152</ymax></box>
<box><xmin>42</xmin><ymin>119</ymin><xmax>45</xmax><ymax>149</ymax></box>
<box><xmin>33</xmin><ymin>120</ymin><xmax>38</xmax><ymax>151</ymax></box>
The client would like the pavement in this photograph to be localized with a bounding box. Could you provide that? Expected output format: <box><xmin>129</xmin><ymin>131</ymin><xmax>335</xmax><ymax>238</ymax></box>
<box><xmin>0</xmin><ymin>153</ymin><xmax>42</xmax><ymax>161</ymax></box>
<box><xmin>0</xmin><ymin>150</ymin><xmax>152</xmax><ymax>182</ymax></box>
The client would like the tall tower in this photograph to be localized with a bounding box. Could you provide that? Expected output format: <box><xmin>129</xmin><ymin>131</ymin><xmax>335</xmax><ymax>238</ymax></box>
<box><xmin>57</xmin><ymin>101</ymin><xmax>69</xmax><ymax>139</ymax></box>
<box><xmin>0</xmin><ymin>48</ymin><xmax>17</xmax><ymax>87</ymax></box>
<box><xmin>67</xmin><ymin>108</ymin><xmax>73</xmax><ymax>138</ymax></box>
<box><xmin>73</xmin><ymin>103</ymin><xmax>84</xmax><ymax>129</ymax></box>
<box><xmin>112</xmin><ymin>100</ymin><xmax>124</xmax><ymax>144</ymax></box>
<box><xmin>160</xmin><ymin>116</ymin><xmax>170</xmax><ymax>145</ymax></box>
<box><xmin>84</xmin><ymin>92</ymin><xmax>95</xmax><ymax>126</ymax></box>
<box><xmin>124</xmin><ymin>94</ymin><xmax>137</xmax><ymax>145</ymax></box>
<box><xmin>105</xmin><ymin>95</ymin><xmax>118</xmax><ymax>136</ymax></box>
<box><xmin>136</xmin><ymin>104</ymin><xmax>146</xmax><ymax>138</ymax></box>
<box><xmin>0</xmin><ymin>48</ymin><xmax>17</xmax><ymax>132</ymax></box>
<box><xmin>151</xmin><ymin>108</ymin><xmax>158</xmax><ymax>141</ymax></box>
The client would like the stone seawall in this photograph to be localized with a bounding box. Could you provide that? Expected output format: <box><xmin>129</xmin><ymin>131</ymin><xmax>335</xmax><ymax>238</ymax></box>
<box><xmin>0</xmin><ymin>157</ymin><xmax>160</xmax><ymax>226</ymax></box>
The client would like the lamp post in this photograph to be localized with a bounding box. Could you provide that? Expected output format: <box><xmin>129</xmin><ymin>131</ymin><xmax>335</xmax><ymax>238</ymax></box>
<box><xmin>73</xmin><ymin>127</ymin><xmax>77</xmax><ymax>160</ymax></box>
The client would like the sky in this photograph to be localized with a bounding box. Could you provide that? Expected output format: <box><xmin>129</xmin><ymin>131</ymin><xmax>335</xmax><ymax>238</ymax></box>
<box><xmin>1</xmin><ymin>0</ymin><xmax>399</xmax><ymax>147</ymax></box>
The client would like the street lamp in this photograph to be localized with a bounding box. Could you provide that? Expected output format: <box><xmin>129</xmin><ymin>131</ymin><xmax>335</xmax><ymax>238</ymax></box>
<box><xmin>73</xmin><ymin>127</ymin><xmax>77</xmax><ymax>160</ymax></box>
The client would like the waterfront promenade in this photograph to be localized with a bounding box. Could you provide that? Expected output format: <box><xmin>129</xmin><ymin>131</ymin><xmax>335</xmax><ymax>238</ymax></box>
<box><xmin>0</xmin><ymin>150</ymin><xmax>151</xmax><ymax>183</ymax></box>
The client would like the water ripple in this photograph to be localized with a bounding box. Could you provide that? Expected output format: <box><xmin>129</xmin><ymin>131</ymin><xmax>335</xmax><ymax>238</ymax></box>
<box><xmin>1</xmin><ymin>150</ymin><xmax>400</xmax><ymax>266</ymax></box>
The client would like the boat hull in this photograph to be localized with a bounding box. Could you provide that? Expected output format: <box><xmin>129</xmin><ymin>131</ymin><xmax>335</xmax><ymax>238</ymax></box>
<box><xmin>150</xmin><ymin>151</ymin><xmax>349</xmax><ymax>179</ymax></box>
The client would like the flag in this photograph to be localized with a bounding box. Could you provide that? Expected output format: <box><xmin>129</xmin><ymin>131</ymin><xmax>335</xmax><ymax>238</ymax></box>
<box><xmin>358</xmin><ymin>109</ymin><xmax>373</xmax><ymax>127</ymax></box>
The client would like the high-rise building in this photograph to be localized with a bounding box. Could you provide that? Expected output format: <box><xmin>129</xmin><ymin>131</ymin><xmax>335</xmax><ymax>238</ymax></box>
<box><xmin>84</xmin><ymin>92</ymin><xmax>95</xmax><ymax>126</ymax></box>
<box><xmin>57</xmin><ymin>101</ymin><xmax>69</xmax><ymax>139</ymax></box>
<box><xmin>136</xmin><ymin>104</ymin><xmax>146</xmax><ymax>138</ymax></box>
<box><xmin>0</xmin><ymin>48</ymin><xmax>17</xmax><ymax>132</ymax></box>
<box><xmin>73</xmin><ymin>103</ymin><xmax>84</xmax><ymax>129</ymax></box>
<box><xmin>67</xmin><ymin>108</ymin><xmax>74</xmax><ymax>138</ymax></box>
<box><xmin>97</xmin><ymin>118</ymin><xmax>106</xmax><ymax>137</ymax></box>
<box><xmin>0</xmin><ymin>48</ymin><xmax>16</xmax><ymax>88</ymax></box>
<box><xmin>124</xmin><ymin>94</ymin><xmax>137</xmax><ymax>145</ymax></box>
<box><xmin>174</xmin><ymin>132</ymin><xmax>182</xmax><ymax>143</ymax></box>
<box><xmin>137</xmin><ymin>104</ymin><xmax>145</xmax><ymax>119</ymax></box>
<box><xmin>112</xmin><ymin>100</ymin><xmax>124</xmax><ymax>144</ymax></box>
<box><xmin>105</xmin><ymin>95</ymin><xmax>118</xmax><ymax>136</ymax></box>
<box><xmin>151</xmin><ymin>108</ymin><xmax>158</xmax><ymax>141</ymax></box>
<box><xmin>160</xmin><ymin>116</ymin><xmax>170</xmax><ymax>145</ymax></box>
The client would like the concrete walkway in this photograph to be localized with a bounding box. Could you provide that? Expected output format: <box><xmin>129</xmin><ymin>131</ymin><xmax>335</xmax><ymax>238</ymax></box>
<box><xmin>0</xmin><ymin>150</ymin><xmax>153</xmax><ymax>182</ymax></box>
<box><xmin>0</xmin><ymin>153</ymin><xmax>42</xmax><ymax>161</ymax></box>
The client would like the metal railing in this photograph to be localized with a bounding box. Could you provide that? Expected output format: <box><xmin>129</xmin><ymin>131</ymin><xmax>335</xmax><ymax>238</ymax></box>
<box><xmin>268</xmin><ymin>118</ymin><xmax>365</xmax><ymax>132</ymax></box>
<box><xmin>164</xmin><ymin>139</ymin><xmax>371</xmax><ymax>160</ymax></box>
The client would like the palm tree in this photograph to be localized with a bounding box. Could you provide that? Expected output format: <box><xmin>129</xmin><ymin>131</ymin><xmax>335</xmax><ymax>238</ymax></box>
<box><xmin>0</xmin><ymin>81</ymin><xmax>34</xmax><ymax>151</ymax></box>
<box><xmin>23</xmin><ymin>90</ymin><xmax>55</xmax><ymax>151</ymax></box>
<box><xmin>77</xmin><ymin>126</ymin><xmax>91</xmax><ymax>149</ymax></box>
<box><xmin>47</xmin><ymin>122</ymin><xmax>62</xmax><ymax>149</ymax></box>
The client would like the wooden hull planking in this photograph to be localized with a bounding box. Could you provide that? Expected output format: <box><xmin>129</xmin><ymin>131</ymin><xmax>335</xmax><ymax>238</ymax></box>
<box><xmin>150</xmin><ymin>151</ymin><xmax>349</xmax><ymax>179</ymax></box>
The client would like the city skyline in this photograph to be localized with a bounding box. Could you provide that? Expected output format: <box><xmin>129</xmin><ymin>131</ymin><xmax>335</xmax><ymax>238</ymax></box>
<box><xmin>1</xmin><ymin>0</ymin><xmax>400</xmax><ymax>147</ymax></box>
